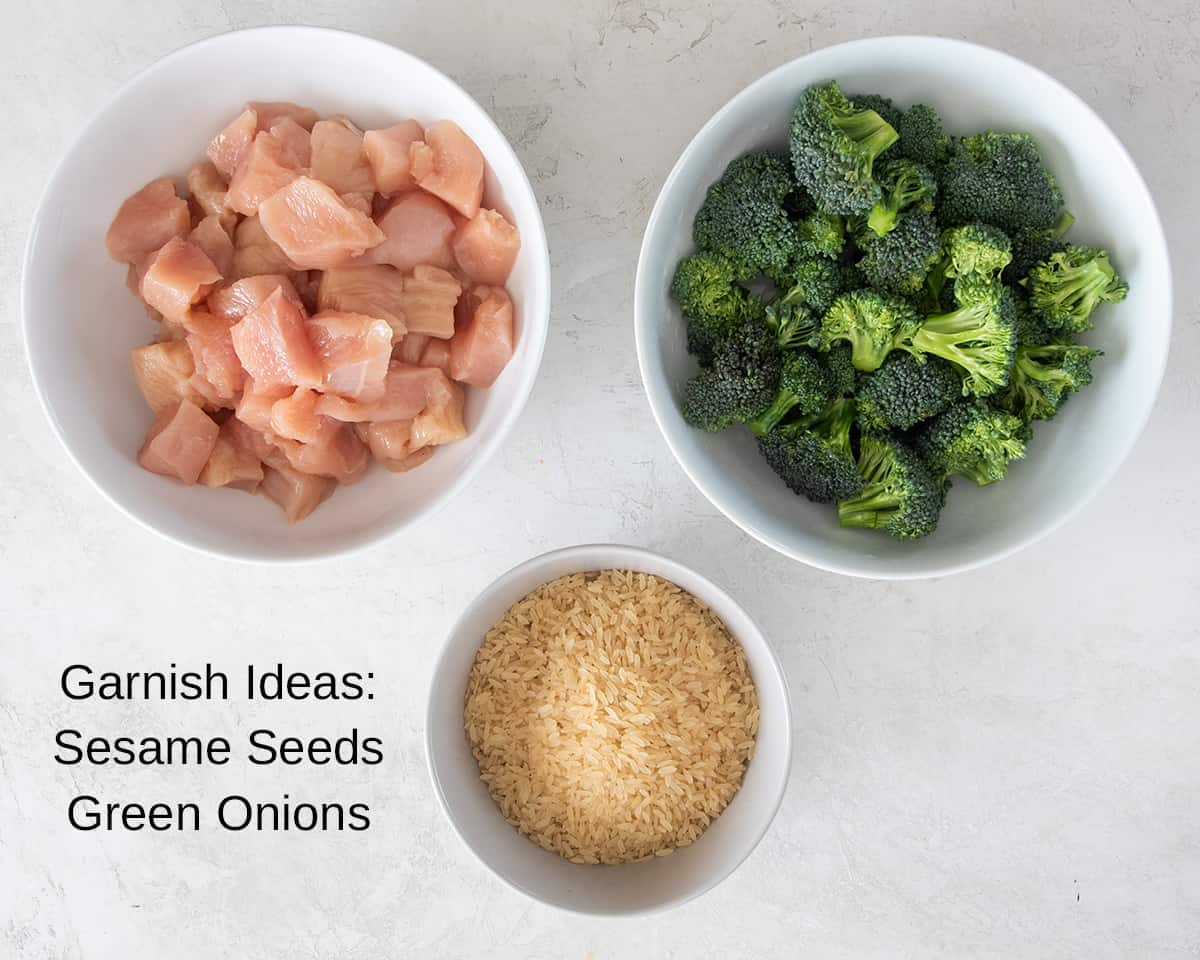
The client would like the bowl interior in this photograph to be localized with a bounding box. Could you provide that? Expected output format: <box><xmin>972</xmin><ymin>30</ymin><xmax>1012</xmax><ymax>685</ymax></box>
<box><xmin>635</xmin><ymin>37</ymin><xmax>1170</xmax><ymax>579</ymax></box>
<box><xmin>23</xmin><ymin>26</ymin><xmax>549</xmax><ymax>561</ymax></box>
<box><xmin>426</xmin><ymin>545</ymin><xmax>791</xmax><ymax>916</ymax></box>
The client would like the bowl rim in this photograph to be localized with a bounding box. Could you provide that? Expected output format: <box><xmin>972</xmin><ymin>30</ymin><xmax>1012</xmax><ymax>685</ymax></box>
<box><xmin>633</xmin><ymin>34</ymin><xmax>1173</xmax><ymax>581</ymax></box>
<box><xmin>20</xmin><ymin>24</ymin><xmax>551</xmax><ymax>565</ymax></box>
<box><xmin>423</xmin><ymin>542</ymin><xmax>794</xmax><ymax>917</ymax></box>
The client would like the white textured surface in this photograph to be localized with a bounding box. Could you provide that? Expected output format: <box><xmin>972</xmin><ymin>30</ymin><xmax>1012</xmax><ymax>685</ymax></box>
<box><xmin>1</xmin><ymin>1</ymin><xmax>1198</xmax><ymax>957</ymax></box>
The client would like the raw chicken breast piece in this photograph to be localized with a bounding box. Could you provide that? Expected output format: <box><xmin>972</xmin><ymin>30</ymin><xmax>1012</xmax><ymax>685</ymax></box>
<box><xmin>357</xmin><ymin>191</ymin><xmax>456</xmax><ymax>272</ymax></box>
<box><xmin>363</xmin><ymin>120</ymin><xmax>424</xmax><ymax>194</ymax></box>
<box><xmin>106</xmin><ymin>177</ymin><xmax>191</xmax><ymax>263</ymax></box>
<box><xmin>207</xmin><ymin>108</ymin><xmax>258</xmax><ymax>179</ymax></box>
<box><xmin>410</xmin><ymin>376</ymin><xmax>467</xmax><ymax>449</ymax></box>
<box><xmin>232</xmin><ymin>216</ymin><xmax>297</xmax><ymax>278</ymax></box>
<box><xmin>225</xmin><ymin>130</ymin><xmax>305</xmax><ymax>216</ymax></box>
<box><xmin>249</xmin><ymin>101</ymin><xmax>318</xmax><ymax>132</ymax></box>
<box><xmin>277</xmin><ymin>420</ymin><xmax>369</xmax><ymax>483</ymax></box>
<box><xmin>420</xmin><ymin>337</ymin><xmax>452</xmax><ymax>375</ymax></box>
<box><xmin>310</xmin><ymin>119</ymin><xmax>375</xmax><ymax>196</ymax></box>
<box><xmin>362</xmin><ymin>420</ymin><xmax>434</xmax><ymax>472</ymax></box>
<box><xmin>315</xmin><ymin>361</ymin><xmax>445</xmax><ymax>422</ymax></box>
<box><xmin>186</xmin><ymin>162</ymin><xmax>239</xmax><ymax>234</ymax></box>
<box><xmin>398</xmin><ymin>264</ymin><xmax>461</xmax><ymax>338</ymax></box>
<box><xmin>234</xmin><ymin>383</ymin><xmax>281</xmax><ymax>432</ymax></box>
<box><xmin>270</xmin><ymin>388</ymin><xmax>326</xmax><ymax>443</ymax></box>
<box><xmin>140</xmin><ymin>237</ymin><xmax>222</xmax><ymax>321</ymax></box>
<box><xmin>258</xmin><ymin>176</ymin><xmax>385</xmax><ymax>270</ymax></box>
<box><xmin>131</xmin><ymin>340</ymin><xmax>203</xmax><ymax>412</ymax></box>
<box><xmin>409</xmin><ymin>120</ymin><xmax>485</xmax><ymax>218</ymax></box>
<box><xmin>396</xmin><ymin>333</ymin><xmax>430</xmax><ymax>364</ymax></box>
<box><xmin>199</xmin><ymin>420</ymin><xmax>264</xmax><ymax>492</ymax></box>
<box><xmin>306</xmin><ymin>310</ymin><xmax>393</xmax><ymax>401</ymax></box>
<box><xmin>452</xmin><ymin>208</ymin><xmax>520</xmax><ymax>284</ymax></box>
<box><xmin>184</xmin><ymin>309</ymin><xmax>244</xmax><ymax>404</ymax></box>
<box><xmin>230</xmin><ymin>287</ymin><xmax>324</xmax><ymax>394</ymax></box>
<box><xmin>268</xmin><ymin>116</ymin><xmax>312</xmax><ymax>168</ymax></box>
<box><xmin>449</xmin><ymin>285</ymin><xmax>514</xmax><ymax>387</ymax></box>
<box><xmin>137</xmin><ymin>399</ymin><xmax>220</xmax><ymax>484</ymax></box>
<box><xmin>260</xmin><ymin>463</ymin><xmax>336</xmax><ymax>523</ymax></box>
<box><xmin>317</xmin><ymin>264</ymin><xmax>407</xmax><ymax>339</ymax></box>
<box><xmin>189</xmin><ymin>215</ymin><xmax>236</xmax><ymax>278</ymax></box>
<box><xmin>208</xmin><ymin>274</ymin><xmax>302</xmax><ymax>322</ymax></box>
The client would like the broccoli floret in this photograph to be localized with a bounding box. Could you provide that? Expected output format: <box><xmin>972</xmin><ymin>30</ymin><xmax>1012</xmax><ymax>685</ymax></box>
<box><xmin>857</xmin><ymin>212</ymin><xmax>941</xmax><ymax>296</ymax></box>
<box><xmin>775</xmin><ymin>257</ymin><xmax>852</xmax><ymax>314</ymax></box>
<box><xmin>898</xmin><ymin>275</ymin><xmax>1017</xmax><ymax>397</ymax></box>
<box><xmin>864</xmin><ymin>159</ymin><xmax>938</xmax><ymax>237</ymax></box>
<box><xmin>916</xmin><ymin>399</ymin><xmax>1028</xmax><ymax>486</ymax></box>
<box><xmin>681</xmin><ymin>319</ymin><xmax>781</xmax><ymax>431</ymax></box>
<box><xmin>748</xmin><ymin>350</ymin><xmax>835</xmax><ymax>436</ymax></box>
<box><xmin>996</xmin><ymin>342</ymin><xmax>1103</xmax><ymax>422</ymax></box>
<box><xmin>823</xmin><ymin>345</ymin><xmax>858</xmax><ymax>397</ymax></box>
<box><xmin>764</xmin><ymin>300</ymin><xmax>819</xmax><ymax>351</ymax></box>
<box><xmin>1011</xmin><ymin>285</ymin><xmax>1054</xmax><ymax>347</ymax></box>
<box><xmin>795</xmin><ymin>210</ymin><xmax>847</xmax><ymax>259</ymax></box>
<box><xmin>1024</xmin><ymin>246</ymin><xmax>1128</xmax><ymax>334</ymax></box>
<box><xmin>670</xmin><ymin>251</ymin><xmax>762</xmax><ymax>365</ymax></box>
<box><xmin>939</xmin><ymin>223</ymin><xmax>1013</xmax><ymax>280</ymax></box>
<box><xmin>855</xmin><ymin>352</ymin><xmax>963</xmax><ymax>433</ymax></box>
<box><xmin>789</xmin><ymin>81</ymin><xmax>900</xmax><ymax>216</ymax></box>
<box><xmin>837</xmin><ymin>434</ymin><xmax>944</xmax><ymax>539</ymax></box>
<box><xmin>849</xmin><ymin>93</ymin><xmax>904</xmax><ymax>132</ymax></box>
<box><xmin>895</xmin><ymin>103</ymin><xmax>952</xmax><ymax>167</ymax></box>
<box><xmin>817</xmin><ymin>289</ymin><xmax>921</xmax><ymax>372</ymax></box>
<box><xmin>693</xmin><ymin>152</ymin><xmax>799</xmax><ymax>274</ymax></box>
<box><xmin>938</xmin><ymin>132</ymin><xmax>1064</xmax><ymax>234</ymax></box>
<box><xmin>1004</xmin><ymin>211</ymin><xmax>1074</xmax><ymax>284</ymax></box>
<box><xmin>757</xmin><ymin>398</ymin><xmax>862</xmax><ymax>503</ymax></box>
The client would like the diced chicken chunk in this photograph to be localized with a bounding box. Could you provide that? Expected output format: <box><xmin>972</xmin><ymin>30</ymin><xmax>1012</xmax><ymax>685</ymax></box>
<box><xmin>208</xmin><ymin>274</ymin><xmax>302</xmax><ymax>322</ymax></box>
<box><xmin>230</xmin><ymin>287</ymin><xmax>323</xmax><ymax>394</ymax></box>
<box><xmin>315</xmin><ymin>361</ymin><xmax>445</xmax><ymax>422</ymax></box>
<box><xmin>361</xmin><ymin>420</ymin><xmax>434</xmax><ymax>472</ymax></box>
<box><xmin>410</xmin><ymin>375</ymin><xmax>467</xmax><ymax>448</ymax></box>
<box><xmin>131</xmin><ymin>340</ymin><xmax>203</xmax><ymax>412</ymax></box>
<box><xmin>207</xmin><ymin>108</ymin><xmax>258</xmax><ymax>179</ymax></box>
<box><xmin>257</xmin><ymin>176</ymin><xmax>385</xmax><ymax>270</ymax></box>
<box><xmin>452</xmin><ymin>208</ymin><xmax>520</xmax><ymax>284</ymax></box>
<box><xmin>270</xmin><ymin>387</ymin><xmax>326</xmax><ymax>443</ymax></box>
<box><xmin>409</xmin><ymin>120</ymin><xmax>485</xmax><ymax>218</ymax></box>
<box><xmin>106</xmin><ymin>177</ymin><xmax>191</xmax><ymax>263</ymax></box>
<box><xmin>139</xmin><ymin>237</ymin><xmax>222</xmax><ymax>322</ymax></box>
<box><xmin>189</xmin><ymin>215</ymin><xmax>235</xmax><ymax>278</ymax></box>
<box><xmin>317</xmin><ymin>264</ymin><xmax>407</xmax><ymax>338</ymax></box>
<box><xmin>234</xmin><ymin>380</ymin><xmax>280</xmax><ymax>431</ymax></box>
<box><xmin>398</xmin><ymin>264</ymin><xmax>461</xmax><ymax>338</ymax></box>
<box><xmin>420</xmin><ymin>337</ymin><xmax>452</xmax><ymax>375</ymax></box>
<box><xmin>225</xmin><ymin>130</ymin><xmax>305</xmax><ymax>216</ymax></box>
<box><xmin>277</xmin><ymin>420</ymin><xmax>369</xmax><ymax>483</ymax></box>
<box><xmin>232</xmin><ymin>216</ymin><xmax>297</xmax><ymax>279</ymax></box>
<box><xmin>267</xmin><ymin>116</ymin><xmax>312</xmax><ymax>168</ymax></box>
<box><xmin>249</xmin><ymin>101</ymin><xmax>318</xmax><ymax>132</ymax></box>
<box><xmin>137</xmin><ymin>399</ymin><xmax>220</xmax><ymax>484</ymax></box>
<box><xmin>363</xmin><ymin>120</ymin><xmax>424</xmax><ymax>194</ymax></box>
<box><xmin>184</xmin><ymin>309</ymin><xmax>244</xmax><ymax>404</ymax></box>
<box><xmin>310</xmin><ymin>119</ymin><xmax>375</xmax><ymax>195</ymax></box>
<box><xmin>449</xmin><ymin>285</ymin><xmax>514</xmax><ymax>387</ymax></box>
<box><xmin>199</xmin><ymin>420</ymin><xmax>264</xmax><ymax>492</ymax></box>
<box><xmin>186</xmin><ymin>162</ymin><xmax>239</xmax><ymax>234</ymax></box>
<box><xmin>396</xmin><ymin>333</ymin><xmax>430</xmax><ymax>364</ymax></box>
<box><xmin>357</xmin><ymin>191</ymin><xmax>456</xmax><ymax>272</ymax></box>
<box><xmin>260</xmin><ymin>463</ymin><xmax>336</xmax><ymax>523</ymax></box>
<box><xmin>306</xmin><ymin>310</ymin><xmax>394</xmax><ymax>401</ymax></box>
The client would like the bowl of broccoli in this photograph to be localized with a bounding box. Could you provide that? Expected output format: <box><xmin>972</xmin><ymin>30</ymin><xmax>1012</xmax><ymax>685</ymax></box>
<box><xmin>634</xmin><ymin>36</ymin><xmax>1170</xmax><ymax>579</ymax></box>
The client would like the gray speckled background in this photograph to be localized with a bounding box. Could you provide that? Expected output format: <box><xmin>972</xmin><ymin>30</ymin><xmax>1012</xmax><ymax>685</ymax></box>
<box><xmin>2</xmin><ymin>1</ymin><xmax>1198</xmax><ymax>957</ymax></box>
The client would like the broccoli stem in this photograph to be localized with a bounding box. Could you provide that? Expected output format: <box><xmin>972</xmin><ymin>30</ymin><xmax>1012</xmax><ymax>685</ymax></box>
<box><xmin>837</xmin><ymin>489</ymin><xmax>900</xmax><ymax>529</ymax></box>
<box><xmin>748</xmin><ymin>391</ymin><xmax>799</xmax><ymax>438</ymax></box>
<box><xmin>833</xmin><ymin>110</ymin><xmax>900</xmax><ymax>159</ymax></box>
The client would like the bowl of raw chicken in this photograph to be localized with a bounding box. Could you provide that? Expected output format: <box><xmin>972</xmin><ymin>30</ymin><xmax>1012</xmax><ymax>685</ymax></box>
<box><xmin>22</xmin><ymin>26</ymin><xmax>550</xmax><ymax>561</ymax></box>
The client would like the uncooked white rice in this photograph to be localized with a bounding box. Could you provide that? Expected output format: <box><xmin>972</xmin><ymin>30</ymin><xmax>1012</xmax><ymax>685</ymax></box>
<box><xmin>464</xmin><ymin>569</ymin><xmax>759</xmax><ymax>865</ymax></box>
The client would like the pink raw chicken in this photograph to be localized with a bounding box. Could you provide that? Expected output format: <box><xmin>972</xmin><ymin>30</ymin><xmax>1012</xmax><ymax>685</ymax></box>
<box><xmin>452</xmin><ymin>208</ymin><xmax>520</xmax><ymax>284</ymax></box>
<box><xmin>410</xmin><ymin>375</ymin><xmax>467</xmax><ymax>449</ymax></box>
<box><xmin>106</xmin><ymin>177</ymin><xmax>191</xmax><ymax>264</ymax></box>
<box><xmin>140</xmin><ymin>237</ymin><xmax>222</xmax><ymax>322</ymax></box>
<box><xmin>260</xmin><ymin>463</ymin><xmax>336</xmax><ymax>523</ymax></box>
<box><xmin>396</xmin><ymin>333</ymin><xmax>430</xmax><ymax>364</ymax></box>
<box><xmin>137</xmin><ymin>399</ymin><xmax>220</xmax><ymax>484</ymax></box>
<box><xmin>207</xmin><ymin>108</ymin><xmax>258</xmax><ymax>179</ymax></box>
<box><xmin>398</xmin><ymin>265</ymin><xmax>461</xmax><ymax>338</ymax></box>
<box><xmin>270</xmin><ymin>387</ymin><xmax>326</xmax><ymax>443</ymax></box>
<box><xmin>235</xmin><ymin>381</ymin><xmax>279</xmax><ymax>432</ymax></box>
<box><xmin>189</xmin><ymin>215</ymin><xmax>236</xmax><ymax>278</ymax></box>
<box><xmin>363</xmin><ymin>120</ymin><xmax>424</xmax><ymax>194</ymax></box>
<box><xmin>131</xmin><ymin>340</ymin><xmax>203</xmax><ymax>412</ymax></box>
<box><xmin>277</xmin><ymin>421</ymin><xmax>369</xmax><ymax>483</ymax></box>
<box><xmin>315</xmin><ymin>361</ymin><xmax>445</xmax><ymax>422</ymax></box>
<box><xmin>316</xmin><ymin>264</ymin><xmax>407</xmax><ymax>338</ymax></box>
<box><xmin>306</xmin><ymin>310</ymin><xmax>394</xmax><ymax>401</ymax></box>
<box><xmin>268</xmin><ymin>116</ymin><xmax>313</xmax><ymax>168</ymax></box>
<box><xmin>232</xmin><ymin>216</ymin><xmax>297</xmax><ymax>279</ymax></box>
<box><xmin>208</xmin><ymin>274</ymin><xmax>302</xmax><ymax>322</ymax></box>
<box><xmin>420</xmin><ymin>337</ymin><xmax>452</xmax><ymax>375</ymax></box>
<box><xmin>199</xmin><ymin>420</ymin><xmax>264</xmax><ymax>492</ymax></box>
<box><xmin>409</xmin><ymin>120</ymin><xmax>484</xmax><ymax>218</ymax></box>
<box><xmin>450</xmin><ymin>285</ymin><xmax>515</xmax><ymax>388</ymax></box>
<box><xmin>357</xmin><ymin>191</ymin><xmax>456</xmax><ymax>272</ymax></box>
<box><xmin>184</xmin><ymin>310</ymin><xmax>244</xmax><ymax>404</ymax></box>
<box><xmin>250</xmin><ymin>101</ymin><xmax>319</xmax><ymax>132</ymax></box>
<box><xmin>257</xmin><ymin>176</ymin><xmax>385</xmax><ymax>270</ymax></box>
<box><xmin>225</xmin><ymin>130</ymin><xmax>305</xmax><ymax>216</ymax></box>
<box><xmin>361</xmin><ymin>420</ymin><xmax>434</xmax><ymax>472</ymax></box>
<box><xmin>230</xmin><ymin>287</ymin><xmax>324</xmax><ymax>395</ymax></box>
<box><xmin>186</xmin><ymin>162</ymin><xmax>239</xmax><ymax>233</ymax></box>
<box><xmin>310</xmin><ymin>119</ymin><xmax>375</xmax><ymax>196</ymax></box>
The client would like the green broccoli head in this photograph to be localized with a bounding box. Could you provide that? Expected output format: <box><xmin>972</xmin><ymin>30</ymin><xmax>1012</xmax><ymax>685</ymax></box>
<box><xmin>898</xmin><ymin>275</ymin><xmax>1017</xmax><ymax>397</ymax></box>
<box><xmin>747</xmin><ymin>350</ymin><xmax>835</xmax><ymax>436</ymax></box>
<box><xmin>794</xmin><ymin>210</ymin><xmax>847</xmax><ymax>260</ymax></box>
<box><xmin>764</xmin><ymin>300</ymin><xmax>819</xmax><ymax>351</ymax></box>
<box><xmin>837</xmin><ymin>434</ymin><xmax>944</xmax><ymax>539</ymax></box>
<box><xmin>670</xmin><ymin>251</ymin><xmax>763</xmax><ymax>365</ymax></box>
<box><xmin>864</xmin><ymin>158</ymin><xmax>938</xmax><ymax>237</ymax></box>
<box><xmin>855</xmin><ymin>351</ymin><xmax>964</xmax><ymax>433</ymax></box>
<box><xmin>818</xmin><ymin>289</ymin><xmax>921</xmax><ymax>372</ymax></box>
<box><xmin>681</xmin><ymin>316</ymin><xmax>782</xmax><ymax>431</ymax></box>
<box><xmin>693</xmin><ymin>152</ymin><xmax>800</xmax><ymax>274</ymax></box>
<box><xmin>1004</xmin><ymin>211</ymin><xmax>1074</xmax><ymax>284</ymax></box>
<box><xmin>1025</xmin><ymin>246</ymin><xmax>1128</xmax><ymax>334</ymax></box>
<box><xmin>857</xmin><ymin>212</ymin><xmax>941</xmax><ymax>297</ymax></box>
<box><xmin>848</xmin><ymin>93</ymin><xmax>904</xmax><ymax>133</ymax></box>
<box><xmin>789</xmin><ymin>81</ymin><xmax>900</xmax><ymax>216</ymax></box>
<box><xmin>939</xmin><ymin>223</ymin><xmax>1013</xmax><ymax>280</ymax></box>
<box><xmin>916</xmin><ymin>399</ymin><xmax>1028</xmax><ymax>486</ymax></box>
<box><xmin>938</xmin><ymin>132</ymin><xmax>1064</xmax><ymax>235</ymax></box>
<box><xmin>822</xmin><ymin>344</ymin><xmax>858</xmax><ymax>397</ymax></box>
<box><xmin>757</xmin><ymin>398</ymin><xmax>863</xmax><ymax>503</ymax></box>
<box><xmin>775</xmin><ymin>257</ymin><xmax>854</xmax><ymax>314</ymax></box>
<box><xmin>895</xmin><ymin>103</ymin><xmax>952</xmax><ymax>167</ymax></box>
<box><xmin>996</xmin><ymin>342</ymin><xmax>1102</xmax><ymax>423</ymax></box>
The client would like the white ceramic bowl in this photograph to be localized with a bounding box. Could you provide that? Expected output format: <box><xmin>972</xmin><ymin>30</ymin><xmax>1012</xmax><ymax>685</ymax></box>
<box><xmin>426</xmin><ymin>544</ymin><xmax>792</xmax><ymax>916</ymax></box>
<box><xmin>22</xmin><ymin>26</ymin><xmax>550</xmax><ymax>562</ymax></box>
<box><xmin>635</xmin><ymin>36</ymin><xmax>1171</xmax><ymax>580</ymax></box>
